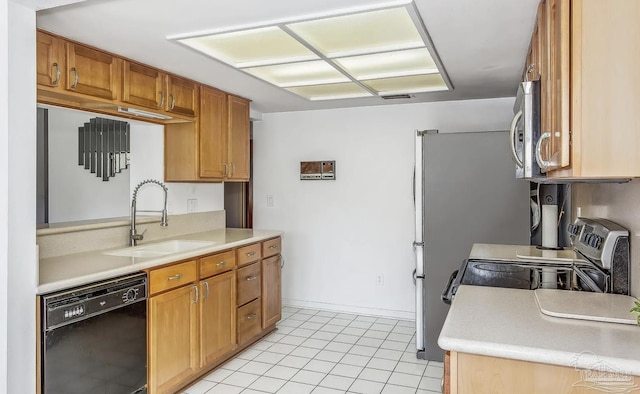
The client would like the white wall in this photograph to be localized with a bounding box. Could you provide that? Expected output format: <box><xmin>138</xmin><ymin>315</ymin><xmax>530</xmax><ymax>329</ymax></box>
<box><xmin>0</xmin><ymin>1</ymin><xmax>9</xmax><ymax>391</ymax></box>
<box><xmin>253</xmin><ymin>97</ymin><xmax>515</xmax><ymax>319</ymax></box>
<box><xmin>44</xmin><ymin>106</ymin><xmax>224</xmax><ymax>223</ymax></box>
<box><xmin>7</xmin><ymin>2</ymin><xmax>36</xmax><ymax>393</ymax></box>
<box><xmin>47</xmin><ymin>106</ymin><xmax>130</xmax><ymax>222</ymax></box>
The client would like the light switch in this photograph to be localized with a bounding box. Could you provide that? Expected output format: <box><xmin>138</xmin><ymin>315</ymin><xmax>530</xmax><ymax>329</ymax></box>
<box><xmin>267</xmin><ymin>195</ymin><xmax>274</xmax><ymax>207</ymax></box>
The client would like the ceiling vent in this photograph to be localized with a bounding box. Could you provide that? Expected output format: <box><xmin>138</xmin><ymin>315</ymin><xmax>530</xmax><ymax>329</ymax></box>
<box><xmin>381</xmin><ymin>94</ymin><xmax>413</xmax><ymax>100</ymax></box>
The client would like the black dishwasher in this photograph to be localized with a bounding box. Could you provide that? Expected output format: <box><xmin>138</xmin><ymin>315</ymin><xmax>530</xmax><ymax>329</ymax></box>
<box><xmin>40</xmin><ymin>273</ymin><xmax>147</xmax><ymax>394</ymax></box>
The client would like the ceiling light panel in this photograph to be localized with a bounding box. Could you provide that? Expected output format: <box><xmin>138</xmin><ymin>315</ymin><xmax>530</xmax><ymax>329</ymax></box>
<box><xmin>179</xmin><ymin>26</ymin><xmax>318</xmax><ymax>68</ymax></box>
<box><xmin>362</xmin><ymin>74</ymin><xmax>448</xmax><ymax>95</ymax></box>
<box><xmin>172</xmin><ymin>2</ymin><xmax>452</xmax><ymax>101</ymax></box>
<box><xmin>286</xmin><ymin>83</ymin><xmax>372</xmax><ymax>101</ymax></box>
<box><xmin>286</xmin><ymin>7</ymin><xmax>424</xmax><ymax>58</ymax></box>
<box><xmin>243</xmin><ymin>61</ymin><xmax>350</xmax><ymax>87</ymax></box>
<box><xmin>334</xmin><ymin>48</ymin><xmax>438</xmax><ymax>80</ymax></box>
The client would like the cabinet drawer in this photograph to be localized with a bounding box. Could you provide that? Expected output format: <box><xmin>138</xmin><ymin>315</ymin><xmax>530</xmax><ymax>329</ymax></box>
<box><xmin>262</xmin><ymin>237</ymin><xmax>281</xmax><ymax>258</ymax></box>
<box><xmin>200</xmin><ymin>250</ymin><xmax>235</xmax><ymax>279</ymax></box>
<box><xmin>237</xmin><ymin>243</ymin><xmax>261</xmax><ymax>267</ymax></box>
<box><xmin>237</xmin><ymin>262</ymin><xmax>261</xmax><ymax>306</ymax></box>
<box><xmin>237</xmin><ymin>299</ymin><xmax>261</xmax><ymax>345</ymax></box>
<box><xmin>149</xmin><ymin>260</ymin><xmax>197</xmax><ymax>295</ymax></box>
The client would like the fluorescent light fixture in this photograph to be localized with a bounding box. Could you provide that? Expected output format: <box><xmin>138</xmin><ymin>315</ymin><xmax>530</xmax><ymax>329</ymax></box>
<box><xmin>286</xmin><ymin>83</ymin><xmax>372</xmax><ymax>101</ymax></box>
<box><xmin>243</xmin><ymin>61</ymin><xmax>350</xmax><ymax>87</ymax></box>
<box><xmin>118</xmin><ymin>107</ymin><xmax>173</xmax><ymax>120</ymax></box>
<box><xmin>173</xmin><ymin>2</ymin><xmax>451</xmax><ymax>101</ymax></box>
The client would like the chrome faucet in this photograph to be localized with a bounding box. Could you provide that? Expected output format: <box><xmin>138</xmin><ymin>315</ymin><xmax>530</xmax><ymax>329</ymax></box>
<box><xmin>130</xmin><ymin>179</ymin><xmax>168</xmax><ymax>246</ymax></box>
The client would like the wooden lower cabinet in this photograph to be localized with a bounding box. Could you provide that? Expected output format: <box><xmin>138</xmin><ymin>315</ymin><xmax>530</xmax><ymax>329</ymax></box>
<box><xmin>148</xmin><ymin>285</ymin><xmax>199</xmax><ymax>394</ymax></box>
<box><xmin>261</xmin><ymin>255</ymin><xmax>281</xmax><ymax>328</ymax></box>
<box><xmin>237</xmin><ymin>298</ymin><xmax>262</xmax><ymax>345</ymax></box>
<box><xmin>200</xmin><ymin>271</ymin><xmax>237</xmax><ymax>367</ymax></box>
<box><xmin>448</xmin><ymin>352</ymin><xmax>640</xmax><ymax>394</ymax></box>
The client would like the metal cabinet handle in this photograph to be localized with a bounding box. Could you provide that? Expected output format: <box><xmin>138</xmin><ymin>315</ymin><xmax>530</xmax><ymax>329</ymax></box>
<box><xmin>52</xmin><ymin>62</ymin><xmax>60</xmax><ymax>86</ymax></box>
<box><xmin>71</xmin><ymin>67</ymin><xmax>79</xmax><ymax>88</ymax></box>
<box><xmin>509</xmin><ymin>110</ymin><xmax>523</xmax><ymax>168</ymax></box>
<box><xmin>535</xmin><ymin>131</ymin><xmax>557</xmax><ymax>170</ymax></box>
<box><xmin>215</xmin><ymin>261</ymin><xmax>226</xmax><ymax>267</ymax></box>
<box><xmin>167</xmin><ymin>274</ymin><xmax>183</xmax><ymax>281</ymax></box>
<box><xmin>159</xmin><ymin>92</ymin><xmax>165</xmax><ymax>108</ymax></box>
<box><xmin>193</xmin><ymin>285</ymin><xmax>199</xmax><ymax>304</ymax></box>
<box><xmin>230</xmin><ymin>163</ymin><xmax>235</xmax><ymax>177</ymax></box>
<box><xmin>527</xmin><ymin>64</ymin><xmax>535</xmax><ymax>74</ymax></box>
<box><xmin>247</xmin><ymin>251</ymin><xmax>256</xmax><ymax>257</ymax></box>
<box><xmin>269</xmin><ymin>245</ymin><xmax>279</xmax><ymax>250</ymax></box>
<box><xmin>281</xmin><ymin>256</ymin><xmax>285</xmax><ymax>269</ymax></box>
<box><xmin>203</xmin><ymin>281</ymin><xmax>210</xmax><ymax>299</ymax></box>
<box><xmin>247</xmin><ymin>313</ymin><xmax>257</xmax><ymax>320</ymax></box>
<box><xmin>246</xmin><ymin>275</ymin><xmax>258</xmax><ymax>281</ymax></box>
<box><xmin>169</xmin><ymin>93</ymin><xmax>175</xmax><ymax>110</ymax></box>
<box><xmin>223</xmin><ymin>163</ymin><xmax>228</xmax><ymax>177</ymax></box>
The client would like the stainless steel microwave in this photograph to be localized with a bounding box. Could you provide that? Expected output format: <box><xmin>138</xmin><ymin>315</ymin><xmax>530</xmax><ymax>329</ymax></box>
<box><xmin>510</xmin><ymin>80</ymin><xmax>544</xmax><ymax>180</ymax></box>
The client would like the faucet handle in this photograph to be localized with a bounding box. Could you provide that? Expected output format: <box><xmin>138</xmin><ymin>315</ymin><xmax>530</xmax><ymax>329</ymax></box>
<box><xmin>132</xmin><ymin>228</ymin><xmax>147</xmax><ymax>242</ymax></box>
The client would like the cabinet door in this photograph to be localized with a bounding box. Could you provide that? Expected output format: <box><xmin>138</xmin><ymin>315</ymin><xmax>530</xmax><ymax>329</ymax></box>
<box><xmin>227</xmin><ymin>95</ymin><xmax>250</xmax><ymax>181</ymax></box>
<box><xmin>66</xmin><ymin>42</ymin><xmax>118</xmax><ymax>100</ymax></box>
<box><xmin>36</xmin><ymin>31</ymin><xmax>64</xmax><ymax>88</ymax></box>
<box><xmin>544</xmin><ymin>0</ymin><xmax>570</xmax><ymax>170</ymax></box>
<box><xmin>201</xmin><ymin>271</ymin><xmax>237</xmax><ymax>367</ymax></box>
<box><xmin>166</xmin><ymin>74</ymin><xmax>198</xmax><ymax>117</ymax></box>
<box><xmin>199</xmin><ymin>86</ymin><xmax>228</xmax><ymax>178</ymax></box>
<box><xmin>122</xmin><ymin>60</ymin><xmax>166</xmax><ymax>109</ymax></box>
<box><xmin>148</xmin><ymin>285</ymin><xmax>199</xmax><ymax>394</ymax></box>
<box><xmin>261</xmin><ymin>255</ymin><xmax>282</xmax><ymax>328</ymax></box>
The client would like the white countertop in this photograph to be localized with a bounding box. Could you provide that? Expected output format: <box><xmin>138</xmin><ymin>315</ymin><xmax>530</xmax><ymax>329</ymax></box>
<box><xmin>438</xmin><ymin>285</ymin><xmax>640</xmax><ymax>375</ymax></box>
<box><xmin>38</xmin><ymin>228</ymin><xmax>283</xmax><ymax>294</ymax></box>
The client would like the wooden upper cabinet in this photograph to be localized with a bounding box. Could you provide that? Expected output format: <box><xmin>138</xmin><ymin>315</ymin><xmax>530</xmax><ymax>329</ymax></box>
<box><xmin>543</xmin><ymin>0</ymin><xmax>570</xmax><ymax>171</ymax></box>
<box><xmin>199</xmin><ymin>86</ymin><xmax>228</xmax><ymax>179</ymax></box>
<box><xmin>65</xmin><ymin>42</ymin><xmax>119</xmax><ymax>100</ymax></box>
<box><xmin>227</xmin><ymin>95</ymin><xmax>250</xmax><ymax>181</ymax></box>
<box><xmin>166</xmin><ymin>74</ymin><xmax>198</xmax><ymax>117</ymax></box>
<box><xmin>122</xmin><ymin>60</ymin><xmax>166</xmax><ymax>109</ymax></box>
<box><xmin>36</xmin><ymin>31</ymin><xmax>65</xmax><ymax>88</ymax></box>
<box><xmin>545</xmin><ymin>0</ymin><xmax>640</xmax><ymax>179</ymax></box>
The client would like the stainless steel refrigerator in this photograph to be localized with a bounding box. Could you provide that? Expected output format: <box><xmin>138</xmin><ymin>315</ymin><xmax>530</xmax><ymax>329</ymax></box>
<box><xmin>413</xmin><ymin>130</ymin><xmax>530</xmax><ymax>361</ymax></box>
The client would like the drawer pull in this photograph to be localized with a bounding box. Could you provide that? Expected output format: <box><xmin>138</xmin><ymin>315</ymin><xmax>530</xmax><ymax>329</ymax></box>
<box><xmin>269</xmin><ymin>245</ymin><xmax>279</xmax><ymax>250</ymax></box>
<box><xmin>247</xmin><ymin>313</ymin><xmax>257</xmax><ymax>320</ymax></box>
<box><xmin>167</xmin><ymin>274</ymin><xmax>183</xmax><ymax>281</ymax></box>
<box><xmin>192</xmin><ymin>285</ymin><xmax>199</xmax><ymax>304</ymax></box>
<box><xmin>246</xmin><ymin>275</ymin><xmax>258</xmax><ymax>281</ymax></box>
<box><xmin>215</xmin><ymin>261</ymin><xmax>226</xmax><ymax>267</ymax></box>
<box><xmin>203</xmin><ymin>282</ymin><xmax>210</xmax><ymax>299</ymax></box>
<box><xmin>246</xmin><ymin>251</ymin><xmax>256</xmax><ymax>257</ymax></box>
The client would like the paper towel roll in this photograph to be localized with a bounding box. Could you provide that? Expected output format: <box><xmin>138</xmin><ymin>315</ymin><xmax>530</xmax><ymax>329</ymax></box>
<box><xmin>541</xmin><ymin>204</ymin><xmax>558</xmax><ymax>288</ymax></box>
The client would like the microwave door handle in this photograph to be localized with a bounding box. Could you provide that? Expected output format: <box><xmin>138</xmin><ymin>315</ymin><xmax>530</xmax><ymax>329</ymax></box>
<box><xmin>509</xmin><ymin>110</ymin><xmax>524</xmax><ymax>168</ymax></box>
<box><xmin>536</xmin><ymin>131</ymin><xmax>554</xmax><ymax>170</ymax></box>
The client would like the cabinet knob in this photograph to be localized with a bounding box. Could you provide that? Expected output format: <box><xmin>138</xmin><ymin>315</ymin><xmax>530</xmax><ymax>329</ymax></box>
<box><xmin>247</xmin><ymin>313</ymin><xmax>257</xmax><ymax>320</ymax></box>
<box><xmin>247</xmin><ymin>251</ymin><xmax>256</xmax><ymax>257</ymax></box>
<box><xmin>246</xmin><ymin>275</ymin><xmax>258</xmax><ymax>281</ymax></box>
<box><xmin>215</xmin><ymin>261</ymin><xmax>226</xmax><ymax>267</ymax></box>
<box><xmin>269</xmin><ymin>245</ymin><xmax>279</xmax><ymax>250</ymax></box>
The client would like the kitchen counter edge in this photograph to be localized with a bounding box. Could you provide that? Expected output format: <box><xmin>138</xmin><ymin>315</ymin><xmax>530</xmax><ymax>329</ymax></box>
<box><xmin>438</xmin><ymin>285</ymin><xmax>640</xmax><ymax>376</ymax></box>
<box><xmin>38</xmin><ymin>229</ymin><xmax>283</xmax><ymax>295</ymax></box>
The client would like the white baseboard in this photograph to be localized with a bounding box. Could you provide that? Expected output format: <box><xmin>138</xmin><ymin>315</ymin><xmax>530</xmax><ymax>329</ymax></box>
<box><xmin>283</xmin><ymin>298</ymin><xmax>415</xmax><ymax>321</ymax></box>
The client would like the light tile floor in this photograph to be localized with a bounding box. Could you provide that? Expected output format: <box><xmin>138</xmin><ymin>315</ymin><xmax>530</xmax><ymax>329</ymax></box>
<box><xmin>183</xmin><ymin>306</ymin><xmax>443</xmax><ymax>394</ymax></box>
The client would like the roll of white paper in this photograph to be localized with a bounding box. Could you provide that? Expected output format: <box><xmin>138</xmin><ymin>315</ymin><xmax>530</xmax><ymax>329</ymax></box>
<box><xmin>541</xmin><ymin>204</ymin><xmax>559</xmax><ymax>288</ymax></box>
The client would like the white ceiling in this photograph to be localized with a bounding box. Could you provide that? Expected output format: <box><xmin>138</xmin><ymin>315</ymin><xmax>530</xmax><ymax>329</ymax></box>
<box><xmin>32</xmin><ymin>0</ymin><xmax>539</xmax><ymax>113</ymax></box>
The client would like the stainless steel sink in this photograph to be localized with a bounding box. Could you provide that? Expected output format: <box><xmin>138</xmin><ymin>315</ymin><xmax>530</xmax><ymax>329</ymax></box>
<box><xmin>104</xmin><ymin>240</ymin><xmax>216</xmax><ymax>258</ymax></box>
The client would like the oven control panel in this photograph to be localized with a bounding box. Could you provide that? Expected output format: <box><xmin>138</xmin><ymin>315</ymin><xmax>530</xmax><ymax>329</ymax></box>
<box><xmin>568</xmin><ymin>218</ymin><xmax>629</xmax><ymax>269</ymax></box>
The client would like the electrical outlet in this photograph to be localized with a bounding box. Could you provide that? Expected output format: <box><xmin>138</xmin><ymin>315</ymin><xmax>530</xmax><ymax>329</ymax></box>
<box><xmin>267</xmin><ymin>195</ymin><xmax>274</xmax><ymax>207</ymax></box>
<box><xmin>187</xmin><ymin>199</ymin><xmax>198</xmax><ymax>213</ymax></box>
<box><xmin>376</xmin><ymin>274</ymin><xmax>384</xmax><ymax>286</ymax></box>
